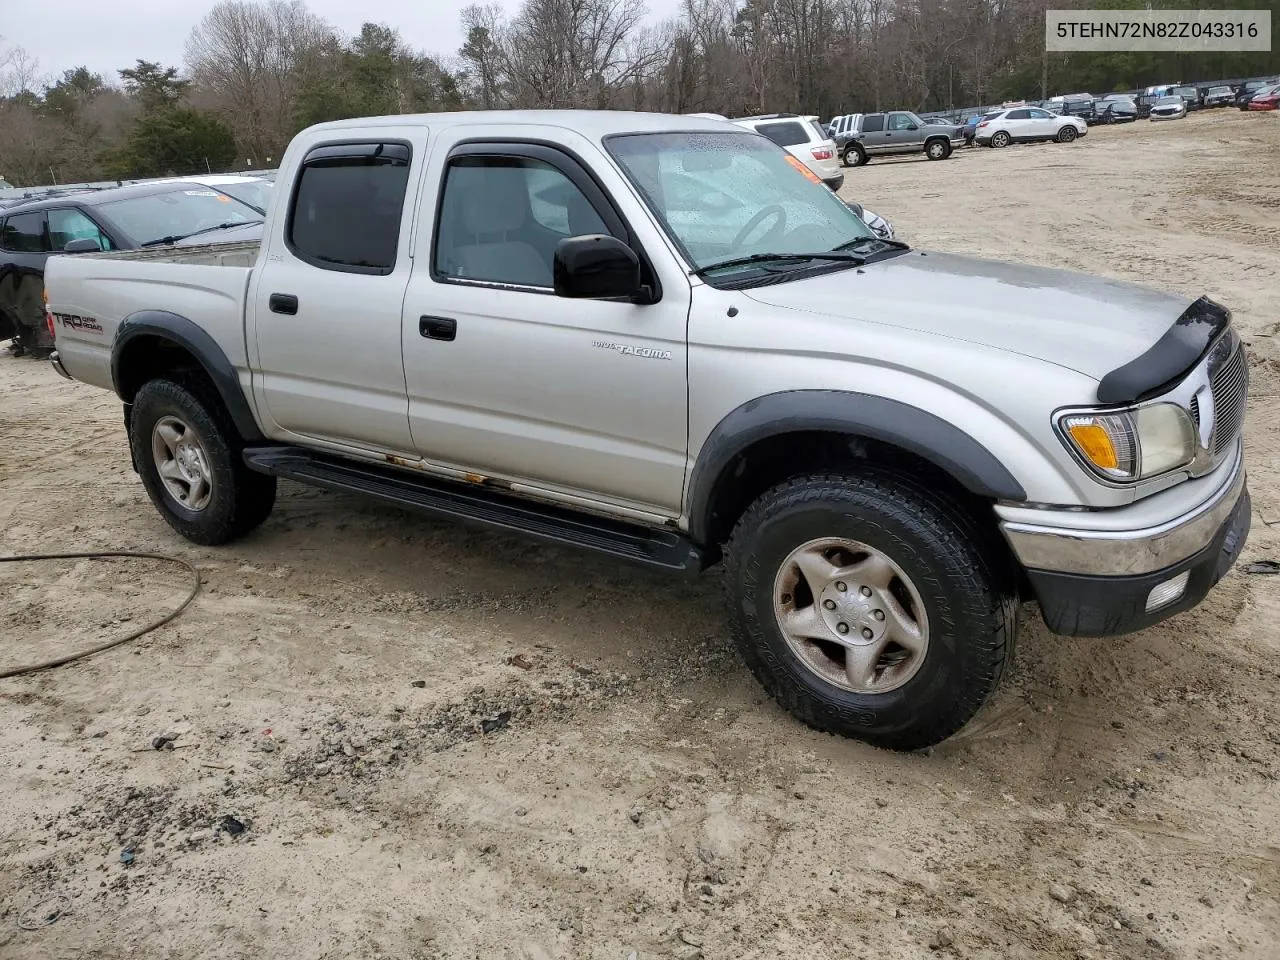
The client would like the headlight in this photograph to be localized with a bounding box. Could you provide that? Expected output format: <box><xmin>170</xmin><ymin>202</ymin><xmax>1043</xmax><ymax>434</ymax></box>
<box><xmin>1059</xmin><ymin>402</ymin><xmax>1196</xmax><ymax>481</ymax></box>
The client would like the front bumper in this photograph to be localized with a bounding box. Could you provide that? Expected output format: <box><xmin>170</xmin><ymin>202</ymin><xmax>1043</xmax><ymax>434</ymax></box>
<box><xmin>999</xmin><ymin>452</ymin><xmax>1249</xmax><ymax>636</ymax></box>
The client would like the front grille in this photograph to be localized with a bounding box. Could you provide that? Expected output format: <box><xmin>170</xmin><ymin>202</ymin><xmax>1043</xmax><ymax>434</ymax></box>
<box><xmin>1210</xmin><ymin>342</ymin><xmax>1247</xmax><ymax>455</ymax></box>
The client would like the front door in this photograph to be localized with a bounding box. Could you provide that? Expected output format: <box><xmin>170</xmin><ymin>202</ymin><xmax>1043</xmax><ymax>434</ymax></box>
<box><xmin>399</xmin><ymin>131</ymin><xmax>690</xmax><ymax>516</ymax></box>
<box><xmin>248</xmin><ymin>129</ymin><xmax>428</xmax><ymax>455</ymax></box>
<box><xmin>885</xmin><ymin>112</ymin><xmax>923</xmax><ymax>153</ymax></box>
<box><xmin>1026</xmin><ymin>108</ymin><xmax>1058</xmax><ymax>138</ymax></box>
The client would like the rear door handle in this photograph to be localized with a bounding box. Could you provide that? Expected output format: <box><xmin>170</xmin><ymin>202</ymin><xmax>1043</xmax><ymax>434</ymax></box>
<box><xmin>269</xmin><ymin>293</ymin><xmax>298</xmax><ymax>315</ymax></box>
<box><xmin>420</xmin><ymin>316</ymin><xmax>457</xmax><ymax>341</ymax></box>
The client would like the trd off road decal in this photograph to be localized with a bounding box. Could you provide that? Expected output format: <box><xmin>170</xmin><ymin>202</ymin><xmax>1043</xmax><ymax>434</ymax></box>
<box><xmin>54</xmin><ymin>313</ymin><xmax>104</xmax><ymax>334</ymax></box>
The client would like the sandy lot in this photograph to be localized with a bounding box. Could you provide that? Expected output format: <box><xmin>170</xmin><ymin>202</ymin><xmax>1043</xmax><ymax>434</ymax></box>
<box><xmin>2</xmin><ymin>109</ymin><xmax>1279</xmax><ymax>960</ymax></box>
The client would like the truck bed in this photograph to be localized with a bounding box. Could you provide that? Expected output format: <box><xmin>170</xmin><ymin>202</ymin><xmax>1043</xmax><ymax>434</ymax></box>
<box><xmin>45</xmin><ymin>241</ymin><xmax>261</xmax><ymax>395</ymax></box>
<box><xmin>68</xmin><ymin>240</ymin><xmax>261</xmax><ymax>268</ymax></box>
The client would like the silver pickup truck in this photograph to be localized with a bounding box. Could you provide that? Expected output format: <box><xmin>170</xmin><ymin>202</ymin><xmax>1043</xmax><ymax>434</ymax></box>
<box><xmin>44</xmin><ymin>110</ymin><xmax>1250</xmax><ymax>751</ymax></box>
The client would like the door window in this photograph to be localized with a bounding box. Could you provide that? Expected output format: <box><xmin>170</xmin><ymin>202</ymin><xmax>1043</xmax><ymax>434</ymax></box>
<box><xmin>287</xmin><ymin>142</ymin><xmax>411</xmax><ymax>275</ymax></box>
<box><xmin>1006</xmin><ymin>109</ymin><xmax>1031</xmax><ymax>120</ymax></box>
<box><xmin>888</xmin><ymin>113</ymin><xmax>915</xmax><ymax>131</ymax></box>
<box><xmin>1028</xmin><ymin>109</ymin><xmax>1054</xmax><ymax>119</ymax></box>
<box><xmin>754</xmin><ymin>121</ymin><xmax>811</xmax><ymax>147</ymax></box>
<box><xmin>861</xmin><ymin>115</ymin><xmax>884</xmax><ymax>133</ymax></box>
<box><xmin>434</xmin><ymin>156</ymin><xmax>611</xmax><ymax>289</ymax></box>
<box><xmin>48</xmin><ymin>208</ymin><xmax>113</xmax><ymax>251</ymax></box>
<box><xmin>0</xmin><ymin>211</ymin><xmax>48</xmax><ymax>252</ymax></box>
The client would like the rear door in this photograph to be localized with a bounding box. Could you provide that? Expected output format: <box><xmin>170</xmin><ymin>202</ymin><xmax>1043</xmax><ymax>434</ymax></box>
<box><xmin>248</xmin><ymin>128</ymin><xmax>428</xmax><ymax>455</ymax></box>
<box><xmin>1002</xmin><ymin>108</ymin><xmax>1032</xmax><ymax>139</ymax></box>
<box><xmin>0</xmin><ymin>210</ymin><xmax>50</xmax><ymax>346</ymax></box>
<box><xmin>859</xmin><ymin>114</ymin><xmax>887</xmax><ymax>153</ymax></box>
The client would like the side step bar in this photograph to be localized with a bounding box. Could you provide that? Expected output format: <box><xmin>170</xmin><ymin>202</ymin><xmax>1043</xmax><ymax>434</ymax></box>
<box><xmin>243</xmin><ymin>446</ymin><xmax>705</xmax><ymax>573</ymax></box>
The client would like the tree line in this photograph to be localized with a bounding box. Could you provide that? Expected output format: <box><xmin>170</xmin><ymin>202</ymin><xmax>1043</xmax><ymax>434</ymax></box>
<box><xmin>1</xmin><ymin>0</ymin><xmax>1276</xmax><ymax>186</ymax></box>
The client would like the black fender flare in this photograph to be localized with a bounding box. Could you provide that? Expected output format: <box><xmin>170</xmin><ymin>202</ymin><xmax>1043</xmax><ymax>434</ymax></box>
<box><xmin>685</xmin><ymin>390</ymin><xmax>1026</xmax><ymax>546</ymax></box>
<box><xmin>112</xmin><ymin>310</ymin><xmax>264</xmax><ymax>441</ymax></box>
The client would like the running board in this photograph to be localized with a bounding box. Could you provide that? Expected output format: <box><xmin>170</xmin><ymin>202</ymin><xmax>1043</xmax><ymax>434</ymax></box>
<box><xmin>242</xmin><ymin>446</ymin><xmax>704</xmax><ymax>573</ymax></box>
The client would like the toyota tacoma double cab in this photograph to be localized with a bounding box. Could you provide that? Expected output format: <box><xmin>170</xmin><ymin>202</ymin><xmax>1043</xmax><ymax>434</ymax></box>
<box><xmin>44</xmin><ymin>110</ymin><xmax>1251</xmax><ymax>751</ymax></box>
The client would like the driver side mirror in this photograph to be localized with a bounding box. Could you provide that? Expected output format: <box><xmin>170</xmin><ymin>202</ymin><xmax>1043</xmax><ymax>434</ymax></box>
<box><xmin>905</xmin><ymin>123</ymin><xmax>919</xmax><ymax>131</ymax></box>
<box><xmin>553</xmin><ymin>235</ymin><xmax>647</xmax><ymax>302</ymax></box>
<box><xmin>63</xmin><ymin>238</ymin><xmax>101</xmax><ymax>253</ymax></box>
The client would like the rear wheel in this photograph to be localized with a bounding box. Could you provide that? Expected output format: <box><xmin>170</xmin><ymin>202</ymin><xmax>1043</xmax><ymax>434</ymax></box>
<box><xmin>990</xmin><ymin>130</ymin><xmax>1011</xmax><ymax>148</ymax></box>
<box><xmin>723</xmin><ymin>472</ymin><xmax>1017</xmax><ymax>751</ymax></box>
<box><xmin>925</xmin><ymin>138</ymin><xmax>951</xmax><ymax>160</ymax></box>
<box><xmin>1057</xmin><ymin>125</ymin><xmax>1078</xmax><ymax>143</ymax></box>
<box><xmin>842</xmin><ymin>144</ymin><xmax>868</xmax><ymax>167</ymax></box>
<box><xmin>131</xmin><ymin>378</ymin><xmax>276</xmax><ymax>545</ymax></box>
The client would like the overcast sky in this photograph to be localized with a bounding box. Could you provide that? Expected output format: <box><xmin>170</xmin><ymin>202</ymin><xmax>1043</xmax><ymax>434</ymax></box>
<box><xmin>6</xmin><ymin>0</ymin><xmax>683</xmax><ymax>84</ymax></box>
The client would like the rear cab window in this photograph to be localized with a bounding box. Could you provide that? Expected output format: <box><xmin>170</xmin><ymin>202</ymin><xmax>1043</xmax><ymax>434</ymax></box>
<box><xmin>287</xmin><ymin>142</ymin><xmax>411</xmax><ymax>274</ymax></box>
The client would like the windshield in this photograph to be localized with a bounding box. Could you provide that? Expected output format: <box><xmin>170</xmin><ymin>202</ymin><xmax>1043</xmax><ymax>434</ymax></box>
<box><xmin>1173</xmin><ymin>88</ymin><xmax>1196</xmax><ymax>98</ymax></box>
<box><xmin>96</xmin><ymin>188</ymin><xmax>261</xmax><ymax>246</ymax></box>
<box><xmin>1209</xmin><ymin>86</ymin><xmax>1232</xmax><ymax>95</ymax></box>
<box><xmin>210</xmin><ymin>179</ymin><xmax>273</xmax><ymax>215</ymax></box>
<box><xmin>1156</xmin><ymin>96</ymin><xmax>1182</xmax><ymax>105</ymax></box>
<box><xmin>606</xmin><ymin>131</ymin><xmax>878</xmax><ymax>278</ymax></box>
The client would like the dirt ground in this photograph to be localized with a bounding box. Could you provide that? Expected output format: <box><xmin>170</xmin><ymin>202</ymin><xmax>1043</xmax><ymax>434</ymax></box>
<box><xmin>2</xmin><ymin>109</ymin><xmax>1279</xmax><ymax>960</ymax></box>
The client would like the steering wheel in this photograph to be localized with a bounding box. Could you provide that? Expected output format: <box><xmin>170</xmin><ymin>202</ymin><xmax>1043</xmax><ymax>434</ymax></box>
<box><xmin>732</xmin><ymin>204</ymin><xmax>787</xmax><ymax>249</ymax></box>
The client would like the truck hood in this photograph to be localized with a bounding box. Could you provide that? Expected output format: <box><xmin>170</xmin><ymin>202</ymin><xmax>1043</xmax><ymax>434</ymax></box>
<box><xmin>741</xmin><ymin>250</ymin><xmax>1191</xmax><ymax>380</ymax></box>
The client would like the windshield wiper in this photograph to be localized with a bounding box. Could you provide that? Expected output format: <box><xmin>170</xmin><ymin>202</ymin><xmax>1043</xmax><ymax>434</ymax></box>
<box><xmin>691</xmin><ymin>251</ymin><xmax>866</xmax><ymax>277</ymax></box>
<box><xmin>832</xmin><ymin>235</ymin><xmax>911</xmax><ymax>252</ymax></box>
<box><xmin>140</xmin><ymin>220</ymin><xmax>263</xmax><ymax>247</ymax></box>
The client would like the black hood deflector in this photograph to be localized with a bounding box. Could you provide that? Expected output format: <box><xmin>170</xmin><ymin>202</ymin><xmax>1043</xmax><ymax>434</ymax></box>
<box><xmin>1096</xmin><ymin>296</ymin><xmax>1230</xmax><ymax>405</ymax></box>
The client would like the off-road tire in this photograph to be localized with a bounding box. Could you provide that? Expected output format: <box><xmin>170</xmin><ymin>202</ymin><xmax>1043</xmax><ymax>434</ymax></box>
<box><xmin>842</xmin><ymin>144</ymin><xmax>869</xmax><ymax>167</ymax></box>
<box><xmin>925</xmin><ymin>138</ymin><xmax>951</xmax><ymax>160</ymax></box>
<box><xmin>130</xmin><ymin>377</ymin><xmax>276</xmax><ymax>545</ymax></box>
<box><xmin>723</xmin><ymin>472</ymin><xmax>1018</xmax><ymax>751</ymax></box>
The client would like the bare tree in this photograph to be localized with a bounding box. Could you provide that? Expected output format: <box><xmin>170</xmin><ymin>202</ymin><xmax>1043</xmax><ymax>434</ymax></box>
<box><xmin>0</xmin><ymin>39</ymin><xmax>46</xmax><ymax>98</ymax></box>
<box><xmin>459</xmin><ymin>4</ymin><xmax>506</xmax><ymax>108</ymax></box>
<box><xmin>185</xmin><ymin>0</ymin><xmax>333</xmax><ymax>161</ymax></box>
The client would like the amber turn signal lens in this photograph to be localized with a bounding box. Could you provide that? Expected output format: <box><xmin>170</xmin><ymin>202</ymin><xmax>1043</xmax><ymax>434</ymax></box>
<box><xmin>1067</xmin><ymin>422</ymin><xmax>1118</xmax><ymax>470</ymax></box>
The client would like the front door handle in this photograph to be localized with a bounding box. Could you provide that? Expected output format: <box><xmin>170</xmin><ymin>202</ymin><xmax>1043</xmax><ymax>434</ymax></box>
<box><xmin>420</xmin><ymin>316</ymin><xmax>457</xmax><ymax>341</ymax></box>
<box><xmin>269</xmin><ymin>293</ymin><xmax>298</xmax><ymax>315</ymax></box>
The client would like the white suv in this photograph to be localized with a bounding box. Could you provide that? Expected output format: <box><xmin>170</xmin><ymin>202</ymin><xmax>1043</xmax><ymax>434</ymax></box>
<box><xmin>975</xmin><ymin>107</ymin><xmax>1087</xmax><ymax>147</ymax></box>
<box><xmin>732</xmin><ymin>113</ymin><xmax>843</xmax><ymax>191</ymax></box>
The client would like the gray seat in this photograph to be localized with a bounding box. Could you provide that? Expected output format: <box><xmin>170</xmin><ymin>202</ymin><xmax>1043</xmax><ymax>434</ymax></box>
<box><xmin>444</xmin><ymin>167</ymin><xmax>550</xmax><ymax>287</ymax></box>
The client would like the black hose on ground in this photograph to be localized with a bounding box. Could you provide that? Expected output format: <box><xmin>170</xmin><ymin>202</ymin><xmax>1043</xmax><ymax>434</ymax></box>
<box><xmin>0</xmin><ymin>551</ymin><xmax>201</xmax><ymax>679</ymax></box>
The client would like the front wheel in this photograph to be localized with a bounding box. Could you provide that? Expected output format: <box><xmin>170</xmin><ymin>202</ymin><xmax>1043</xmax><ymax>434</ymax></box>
<box><xmin>1057</xmin><ymin>125</ymin><xmax>1078</xmax><ymax>143</ymax></box>
<box><xmin>131</xmin><ymin>378</ymin><xmax>277</xmax><ymax>545</ymax></box>
<box><xmin>925</xmin><ymin>138</ymin><xmax>951</xmax><ymax>160</ymax></box>
<box><xmin>723</xmin><ymin>472</ymin><xmax>1017</xmax><ymax>751</ymax></box>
